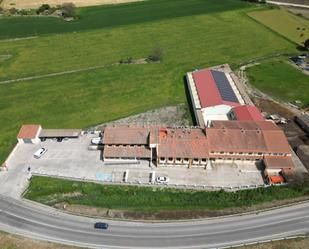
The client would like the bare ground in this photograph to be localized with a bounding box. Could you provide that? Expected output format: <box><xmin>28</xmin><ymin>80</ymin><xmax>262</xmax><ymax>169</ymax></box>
<box><xmin>0</xmin><ymin>231</ymin><xmax>82</xmax><ymax>249</ymax></box>
<box><xmin>95</xmin><ymin>104</ymin><xmax>193</xmax><ymax>129</ymax></box>
<box><xmin>1</xmin><ymin>0</ymin><xmax>142</xmax><ymax>9</ymax></box>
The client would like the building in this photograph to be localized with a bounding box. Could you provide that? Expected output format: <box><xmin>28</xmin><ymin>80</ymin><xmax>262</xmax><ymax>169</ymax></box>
<box><xmin>102</xmin><ymin>125</ymin><xmax>155</xmax><ymax>163</ymax></box>
<box><xmin>17</xmin><ymin>124</ymin><xmax>42</xmax><ymax>144</ymax></box>
<box><xmin>186</xmin><ymin>65</ymin><xmax>264</xmax><ymax>127</ymax></box>
<box><xmin>101</xmin><ymin>121</ymin><xmax>294</xmax><ymax>175</ymax></box>
<box><xmin>17</xmin><ymin>124</ymin><xmax>81</xmax><ymax>143</ymax></box>
<box><xmin>295</xmin><ymin>113</ymin><xmax>309</xmax><ymax>134</ymax></box>
<box><xmin>228</xmin><ymin>105</ymin><xmax>264</xmax><ymax>121</ymax></box>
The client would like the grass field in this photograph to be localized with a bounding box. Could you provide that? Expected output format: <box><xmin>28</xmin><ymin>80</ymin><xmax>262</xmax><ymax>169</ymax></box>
<box><xmin>246</xmin><ymin>58</ymin><xmax>309</xmax><ymax>107</ymax></box>
<box><xmin>0</xmin><ymin>0</ymin><xmax>299</xmax><ymax>163</ymax></box>
<box><xmin>24</xmin><ymin>176</ymin><xmax>309</xmax><ymax>213</ymax></box>
<box><xmin>248</xmin><ymin>8</ymin><xmax>309</xmax><ymax>45</ymax></box>
<box><xmin>0</xmin><ymin>0</ymin><xmax>249</xmax><ymax>40</ymax></box>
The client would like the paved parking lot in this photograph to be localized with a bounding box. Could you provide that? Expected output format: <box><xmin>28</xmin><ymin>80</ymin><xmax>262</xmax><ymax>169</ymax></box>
<box><xmin>0</xmin><ymin>134</ymin><xmax>265</xmax><ymax>198</ymax></box>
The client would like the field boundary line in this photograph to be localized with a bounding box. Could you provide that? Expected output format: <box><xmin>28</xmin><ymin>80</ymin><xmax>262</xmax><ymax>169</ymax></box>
<box><xmin>0</xmin><ymin>36</ymin><xmax>38</xmax><ymax>43</ymax></box>
<box><xmin>0</xmin><ymin>63</ymin><xmax>118</xmax><ymax>84</ymax></box>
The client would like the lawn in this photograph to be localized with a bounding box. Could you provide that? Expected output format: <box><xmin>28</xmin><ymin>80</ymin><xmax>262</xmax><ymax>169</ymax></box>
<box><xmin>0</xmin><ymin>0</ymin><xmax>298</xmax><ymax>163</ymax></box>
<box><xmin>246</xmin><ymin>58</ymin><xmax>309</xmax><ymax>107</ymax></box>
<box><xmin>248</xmin><ymin>8</ymin><xmax>309</xmax><ymax>45</ymax></box>
<box><xmin>24</xmin><ymin>176</ymin><xmax>309</xmax><ymax>213</ymax></box>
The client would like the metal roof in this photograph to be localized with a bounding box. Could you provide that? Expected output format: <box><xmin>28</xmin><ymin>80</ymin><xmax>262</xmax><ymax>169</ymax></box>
<box><xmin>211</xmin><ymin>70</ymin><xmax>239</xmax><ymax>103</ymax></box>
<box><xmin>39</xmin><ymin>129</ymin><xmax>81</xmax><ymax>138</ymax></box>
<box><xmin>192</xmin><ymin>69</ymin><xmax>240</xmax><ymax>108</ymax></box>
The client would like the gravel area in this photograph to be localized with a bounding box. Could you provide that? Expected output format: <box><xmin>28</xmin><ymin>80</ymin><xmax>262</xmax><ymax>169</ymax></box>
<box><xmin>96</xmin><ymin>104</ymin><xmax>193</xmax><ymax>129</ymax></box>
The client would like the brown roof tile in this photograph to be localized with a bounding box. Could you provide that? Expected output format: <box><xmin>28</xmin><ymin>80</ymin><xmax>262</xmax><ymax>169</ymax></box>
<box><xmin>103</xmin><ymin>125</ymin><xmax>150</xmax><ymax>145</ymax></box>
<box><xmin>207</xmin><ymin>128</ymin><xmax>268</xmax><ymax>153</ymax></box>
<box><xmin>264</xmin><ymin>156</ymin><xmax>294</xmax><ymax>169</ymax></box>
<box><xmin>17</xmin><ymin>124</ymin><xmax>41</xmax><ymax>139</ymax></box>
<box><xmin>157</xmin><ymin>128</ymin><xmax>208</xmax><ymax>158</ymax></box>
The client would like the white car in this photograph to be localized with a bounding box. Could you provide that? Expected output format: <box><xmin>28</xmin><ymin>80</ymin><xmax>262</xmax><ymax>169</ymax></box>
<box><xmin>34</xmin><ymin>148</ymin><xmax>47</xmax><ymax>159</ymax></box>
<box><xmin>156</xmin><ymin>176</ymin><xmax>170</xmax><ymax>184</ymax></box>
<box><xmin>91</xmin><ymin>137</ymin><xmax>102</xmax><ymax>145</ymax></box>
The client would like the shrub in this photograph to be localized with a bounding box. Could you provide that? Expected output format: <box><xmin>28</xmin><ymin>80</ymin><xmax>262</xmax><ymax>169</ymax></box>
<box><xmin>37</xmin><ymin>4</ymin><xmax>50</xmax><ymax>14</ymax></box>
<box><xmin>8</xmin><ymin>8</ymin><xmax>17</xmax><ymax>15</ymax></box>
<box><xmin>147</xmin><ymin>45</ymin><xmax>164</xmax><ymax>62</ymax></box>
<box><xmin>61</xmin><ymin>3</ymin><xmax>76</xmax><ymax>18</ymax></box>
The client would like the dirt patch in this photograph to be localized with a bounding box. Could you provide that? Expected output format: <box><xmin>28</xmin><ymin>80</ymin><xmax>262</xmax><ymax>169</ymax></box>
<box><xmin>54</xmin><ymin>196</ymin><xmax>309</xmax><ymax>220</ymax></box>
<box><xmin>1</xmin><ymin>0</ymin><xmax>142</xmax><ymax>9</ymax></box>
<box><xmin>0</xmin><ymin>231</ymin><xmax>81</xmax><ymax>249</ymax></box>
<box><xmin>95</xmin><ymin>104</ymin><xmax>193</xmax><ymax>129</ymax></box>
<box><xmin>253</xmin><ymin>97</ymin><xmax>295</xmax><ymax>118</ymax></box>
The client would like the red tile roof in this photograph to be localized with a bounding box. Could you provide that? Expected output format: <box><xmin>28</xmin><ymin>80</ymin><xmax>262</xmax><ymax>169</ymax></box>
<box><xmin>103</xmin><ymin>125</ymin><xmax>151</xmax><ymax>145</ymax></box>
<box><xmin>232</xmin><ymin>105</ymin><xmax>264</xmax><ymax>121</ymax></box>
<box><xmin>17</xmin><ymin>125</ymin><xmax>41</xmax><ymax>139</ymax></box>
<box><xmin>192</xmin><ymin>69</ymin><xmax>240</xmax><ymax>108</ymax></box>
<box><xmin>207</xmin><ymin>121</ymin><xmax>291</xmax><ymax>154</ymax></box>
<box><xmin>158</xmin><ymin>128</ymin><xmax>208</xmax><ymax>158</ymax></box>
<box><xmin>263</xmin><ymin>131</ymin><xmax>291</xmax><ymax>154</ymax></box>
<box><xmin>264</xmin><ymin>156</ymin><xmax>294</xmax><ymax>169</ymax></box>
<box><xmin>211</xmin><ymin>120</ymin><xmax>279</xmax><ymax>131</ymax></box>
<box><xmin>207</xmin><ymin>128</ymin><xmax>268</xmax><ymax>153</ymax></box>
<box><xmin>103</xmin><ymin>146</ymin><xmax>151</xmax><ymax>158</ymax></box>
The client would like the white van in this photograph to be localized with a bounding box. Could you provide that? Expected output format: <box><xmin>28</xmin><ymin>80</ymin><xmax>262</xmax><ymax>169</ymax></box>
<box><xmin>34</xmin><ymin>148</ymin><xmax>47</xmax><ymax>159</ymax></box>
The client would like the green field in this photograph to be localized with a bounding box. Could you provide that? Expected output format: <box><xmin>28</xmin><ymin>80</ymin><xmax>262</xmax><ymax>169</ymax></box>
<box><xmin>246</xmin><ymin>58</ymin><xmax>309</xmax><ymax>107</ymax></box>
<box><xmin>0</xmin><ymin>0</ymin><xmax>298</xmax><ymax>163</ymax></box>
<box><xmin>24</xmin><ymin>176</ymin><xmax>309</xmax><ymax>213</ymax></box>
<box><xmin>0</xmin><ymin>0</ymin><xmax>249</xmax><ymax>40</ymax></box>
<box><xmin>248</xmin><ymin>8</ymin><xmax>309</xmax><ymax>45</ymax></box>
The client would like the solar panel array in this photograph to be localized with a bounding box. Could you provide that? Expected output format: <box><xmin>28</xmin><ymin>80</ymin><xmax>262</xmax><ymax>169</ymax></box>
<box><xmin>211</xmin><ymin>70</ymin><xmax>239</xmax><ymax>103</ymax></box>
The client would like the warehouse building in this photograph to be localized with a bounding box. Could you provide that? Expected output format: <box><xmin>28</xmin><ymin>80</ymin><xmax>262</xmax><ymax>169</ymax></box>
<box><xmin>17</xmin><ymin>125</ymin><xmax>42</xmax><ymax>144</ymax></box>
<box><xmin>17</xmin><ymin>125</ymin><xmax>81</xmax><ymax>143</ymax></box>
<box><xmin>186</xmin><ymin>65</ymin><xmax>264</xmax><ymax>127</ymax></box>
<box><xmin>101</xmin><ymin>121</ymin><xmax>294</xmax><ymax>176</ymax></box>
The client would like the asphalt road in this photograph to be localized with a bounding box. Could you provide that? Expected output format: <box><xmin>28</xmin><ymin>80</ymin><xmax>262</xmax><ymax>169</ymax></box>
<box><xmin>0</xmin><ymin>195</ymin><xmax>308</xmax><ymax>249</ymax></box>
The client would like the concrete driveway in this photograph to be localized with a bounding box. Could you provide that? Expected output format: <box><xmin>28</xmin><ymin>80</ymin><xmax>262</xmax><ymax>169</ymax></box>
<box><xmin>0</xmin><ymin>133</ymin><xmax>265</xmax><ymax>198</ymax></box>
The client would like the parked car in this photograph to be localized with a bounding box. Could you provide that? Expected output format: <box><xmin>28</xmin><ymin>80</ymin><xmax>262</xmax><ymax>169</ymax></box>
<box><xmin>91</xmin><ymin>137</ymin><xmax>102</xmax><ymax>145</ymax></box>
<box><xmin>156</xmin><ymin>176</ymin><xmax>170</xmax><ymax>184</ymax></box>
<box><xmin>94</xmin><ymin>222</ymin><xmax>109</xmax><ymax>230</ymax></box>
<box><xmin>34</xmin><ymin>148</ymin><xmax>47</xmax><ymax>159</ymax></box>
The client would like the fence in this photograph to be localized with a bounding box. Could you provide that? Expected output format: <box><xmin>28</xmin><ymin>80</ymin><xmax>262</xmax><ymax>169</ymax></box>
<box><xmin>215</xmin><ymin>235</ymin><xmax>308</xmax><ymax>249</ymax></box>
<box><xmin>31</xmin><ymin>172</ymin><xmax>287</xmax><ymax>192</ymax></box>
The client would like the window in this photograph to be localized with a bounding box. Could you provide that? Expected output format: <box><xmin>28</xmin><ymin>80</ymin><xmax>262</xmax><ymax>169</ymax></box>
<box><xmin>220</xmin><ymin>151</ymin><xmax>224</xmax><ymax>154</ymax></box>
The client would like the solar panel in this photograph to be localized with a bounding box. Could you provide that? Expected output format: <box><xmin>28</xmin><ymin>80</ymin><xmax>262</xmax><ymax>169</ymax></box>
<box><xmin>211</xmin><ymin>70</ymin><xmax>239</xmax><ymax>103</ymax></box>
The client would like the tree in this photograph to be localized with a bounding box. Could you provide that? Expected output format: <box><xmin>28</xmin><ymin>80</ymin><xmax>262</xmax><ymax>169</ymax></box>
<box><xmin>61</xmin><ymin>3</ymin><xmax>76</xmax><ymax>18</ymax></box>
<box><xmin>37</xmin><ymin>4</ymin><xmax>50</xmax><ymax>14</ymax></box>
<box><xmin>147</xmin><ymin>45</ymin><xmax>164</xmax><ymax>62</ymax></box>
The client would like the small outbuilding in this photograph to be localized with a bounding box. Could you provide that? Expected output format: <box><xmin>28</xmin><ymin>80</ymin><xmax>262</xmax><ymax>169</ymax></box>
<box><xmin>17</xmin><ymin>124</ymin><xmax>42</xmax><ymax>144</ymax></box>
